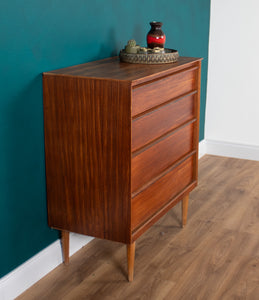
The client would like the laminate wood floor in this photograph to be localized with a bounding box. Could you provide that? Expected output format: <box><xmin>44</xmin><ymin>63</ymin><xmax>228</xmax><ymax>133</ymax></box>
<box><xmin>17</xmin><ymin>155</ymin><xmax>259</xmax><ymax>300</ymax></box>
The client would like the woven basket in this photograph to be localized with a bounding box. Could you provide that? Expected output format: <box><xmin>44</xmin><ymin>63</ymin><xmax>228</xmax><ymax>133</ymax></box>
<box><xmin>119</xmin><ymin>48</ymin><xmax>179</xmax><ymax>64</ymax></box>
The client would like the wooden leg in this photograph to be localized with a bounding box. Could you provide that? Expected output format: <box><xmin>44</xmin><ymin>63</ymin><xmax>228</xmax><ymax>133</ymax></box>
<box><xmin>127</xmin><ymin>242</ymin><xmax>136</xmax><ymax>282</ymax></box>
<box><xmin>182</xmin><ymin>194</ymin><xmax>189</xmax><ymax>228</ymax></box>
<box><xmin>61</xmin><ymin>231</ymin><xmax>69</xmax><ymax>265</ymax></box>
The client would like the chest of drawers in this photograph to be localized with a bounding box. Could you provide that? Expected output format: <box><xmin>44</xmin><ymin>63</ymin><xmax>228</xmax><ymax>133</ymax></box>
<box><xmin>43</xmin><ymin>56</ymin><xmax>202</xmax><ymax>281</ymax></box>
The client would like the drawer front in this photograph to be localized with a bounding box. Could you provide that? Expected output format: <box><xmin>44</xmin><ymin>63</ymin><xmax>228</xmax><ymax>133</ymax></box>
<box><xmin>132</xmin><ymin>68</ymin><xmax>197</xmax><ymax>117</ymax></box>
<box><xmin>131</xmin><ymin>122</ymin><xmax>194</xmax><ymax>193</ymax></box>
<box><xmin>132</xmin><ymin>93</ymin><xmax>196</xmax><ymax>152</ymax></box>
<box><xmin>132</xmin><ymin>155</ymin><xmax>194</xmax><ymax>231</ymax></box>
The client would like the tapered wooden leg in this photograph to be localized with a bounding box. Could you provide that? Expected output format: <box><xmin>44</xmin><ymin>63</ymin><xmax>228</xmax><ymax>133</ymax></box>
<box><xmin>182</xmin><ymin>194</ymin><xmax>189</xmax><ymax>228</ymax></box>
<box><xmin>127</xmin><ymin>242</ymin><xmax>136</xmax><ymax>282</ymax></box>
<box><xmin>61</xmin><ymin>231</ymin><xmax>69</xmax><ymax>265</ymax></box>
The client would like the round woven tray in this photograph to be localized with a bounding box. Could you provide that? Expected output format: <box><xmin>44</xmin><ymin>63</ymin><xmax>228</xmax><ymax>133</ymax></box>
<box><xmin>119</xmin><ymin>48</ymin><xmax>179</xmax><ymax>64</ymax></box>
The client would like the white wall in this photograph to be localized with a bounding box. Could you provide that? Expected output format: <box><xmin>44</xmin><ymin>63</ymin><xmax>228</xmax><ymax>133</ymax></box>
<box><xmin>206</xmin><ymin>0</ymin><xmax>259</xmax><ymax>147</ymax></box>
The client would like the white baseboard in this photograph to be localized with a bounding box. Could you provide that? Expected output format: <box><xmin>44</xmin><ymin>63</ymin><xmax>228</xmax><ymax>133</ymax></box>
<box><xmin>206</xmin><ymin>139</ymin><xmax>259</xmax><ymax>161</ymax></box>
<box><xmin>0</xmin><ymin>233</ymin><xmax>93</xmax><ymax>300</ymax></box>
<box><xmin>1</xmin><ymin>138</ymin><xmax>258</xmax><ymax>300</ymax></box>
<box><xmin>198</xmin><ymin>139</ymin><xmax>206</xmax><ymax>159</ymax></box>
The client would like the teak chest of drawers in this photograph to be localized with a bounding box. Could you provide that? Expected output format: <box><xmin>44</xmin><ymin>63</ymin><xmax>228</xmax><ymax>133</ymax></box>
<box><xmin>43</xmin><ymin>56</ymin><xmax>202</xmax><ymax>281</ymax></box>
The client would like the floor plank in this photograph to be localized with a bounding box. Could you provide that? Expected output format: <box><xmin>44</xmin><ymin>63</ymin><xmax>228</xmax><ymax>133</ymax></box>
<box><xmin>17</xmin><ymin>155</ymin><xmax>259</xmax><ymax>300</ymax></box>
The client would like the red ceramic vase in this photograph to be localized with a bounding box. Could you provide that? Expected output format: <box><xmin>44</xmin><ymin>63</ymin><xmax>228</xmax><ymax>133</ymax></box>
<box><xmin>147</xmin><ymin>22</ymin><xmax>166</xmax><ymax>49</ymax></box>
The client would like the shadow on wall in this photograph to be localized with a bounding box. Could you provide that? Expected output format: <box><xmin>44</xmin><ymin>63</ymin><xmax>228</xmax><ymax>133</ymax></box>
<box><xmin>1</xmin><ymin>32</ymin><xmax>122</xmax><ymax>275</ymax></box>
<box><xmin>93</xmin><ymin>28</ymin><xmax>121</xmax><ymax>60</ymax></box>
<box><xmin>1</xmin><ymin>74</ymin><xmax>58</xmax><ymax>274</ymax></box>
<box><xmin>133</xmin><ymin>23</ymin><xmax>145</xmax><ymax>45</ymax></box>
<box><xmin>93</xmin><ymin>25</ymin><xmax>144</xmax><ymax>60</ymax></box>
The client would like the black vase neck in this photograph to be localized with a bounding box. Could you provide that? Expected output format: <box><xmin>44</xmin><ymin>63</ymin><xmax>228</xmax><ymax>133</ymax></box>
<box><xmin>150</xmin><ymin>21</ymin><xmax>163</xmax><ymax>29</ymax></box>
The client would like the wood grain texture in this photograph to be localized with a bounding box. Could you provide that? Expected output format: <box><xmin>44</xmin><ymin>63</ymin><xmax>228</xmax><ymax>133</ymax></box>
<box><xmin>43</xmin><ymin>75</ymin><xmax>131</xmax><ymax>243</ymax></box>
<box><xmin>131</xmin><ymin>122</ymin><xmax>195</xmax><ymax>193</ymax></box>
<box><xmin>17</xmin><ymin>156</ymin><xmax>259</xmax><ymax>300</ymax></box>
<box><xmin>43</xmin><ymin>57</ymin><xmax>201</xmax><ymax>281</ymax></box>
<box><xmin>193</xmin><ymin>60</ymin><xmax>201</xmax><ymax>181</ymax></box>
<box><xmin>61</xmin><ymin>231</ymin><xmax>69</xmax><ymax>265</ymax></box>
<box><xmin>132</xmin><ymin>67</ymin><xmax>197</xmax><ymax>116</ymax></box>
<box><xmin>132</xmin><ymin>93</ymin><xmax>196</xmax><ymax>152</ymax></box>
<box><xmin>131</xmin><ymin>181</ymin><xmax>197</xmax><ymax>242</ymax></box>
<box><xmin>132</xmin><ymin>155</ymin><xmax>195</xmax><ymax>231</ymax></box>
<box><xmin>181</xmin><ymin>194</ymin><xmax>189</xmax><ymax>227</ymax></box>
<box><xmin>127</xmin><ymin>242</ymin><xmax>136</xmax><ymax>282</ymax></box>
<box><xmin>44</xmin><ymin>56</ymin><xmax>201</xmax><ymax>86</ymax></box>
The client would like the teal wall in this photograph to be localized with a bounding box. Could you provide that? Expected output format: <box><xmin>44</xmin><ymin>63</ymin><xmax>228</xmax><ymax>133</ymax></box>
<box><xmin>0</xmin><ymin>0</ymin><xmax>210</xmax><ymax>277</ymax></box>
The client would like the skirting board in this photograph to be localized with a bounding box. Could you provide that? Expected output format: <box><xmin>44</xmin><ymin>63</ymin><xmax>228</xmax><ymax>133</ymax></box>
<box><xmin>206</xmin><ymin>139</ymin><xmax>259</xmax><ymax>161</ymax></box>
<box><xmin>198</xmin><ymin>139</ymin><xmax>206</xmax><ymax>159</ymax></box>
<box><xmin>3</xmin><ymin>139</ymin><xmax>257</xmax><ymax>300</ymax></box>
<box><xmin>0</xmin><ymin>233</ymin><xmax>93</xmax><ymax>300</ymax></box>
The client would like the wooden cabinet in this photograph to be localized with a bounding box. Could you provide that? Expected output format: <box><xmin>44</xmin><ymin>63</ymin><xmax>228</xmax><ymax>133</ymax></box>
<box><xmin>43</xmin><ymin>56</ymin><xmax>202</xmax><ymax>281</ymax></box>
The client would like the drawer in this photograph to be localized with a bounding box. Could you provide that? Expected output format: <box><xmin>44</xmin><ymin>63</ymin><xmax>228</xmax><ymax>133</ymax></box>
<box><xmin>132</xmin><ymin>93</ymin><xmax>196</xmax><ymax>152</ymax></box>
<box><xmin>132</xmin><ymin>155</ymin><xmax>194</xmax><ymax>231</ymax></box>
<box><xmin>132</xmin><ymin>67</ymin><xmax>197</xmax><ymax>117</ymax></box>
<box><xmin>131</xmin><ymin>122</ymin><xmax>194</xmax><ymax>193</ymax></box>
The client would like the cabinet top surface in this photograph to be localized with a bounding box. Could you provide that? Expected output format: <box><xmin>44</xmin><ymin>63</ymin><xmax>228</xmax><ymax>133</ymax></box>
<box><xmin>44</xmin><ymin>56</ymin><xmax>201</xmax><ymax>85</ymax></box>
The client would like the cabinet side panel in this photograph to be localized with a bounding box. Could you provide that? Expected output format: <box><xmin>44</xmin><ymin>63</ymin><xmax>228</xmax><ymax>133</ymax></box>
<box><xmin>43</xmin><ymin>75</ymin><xmax>131</xmax><ymax>243</ymax></box>
<box><xmin>194</xmin><ymin>61</ymin><xmax>202</xmax><ymax>180</ymax></box>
